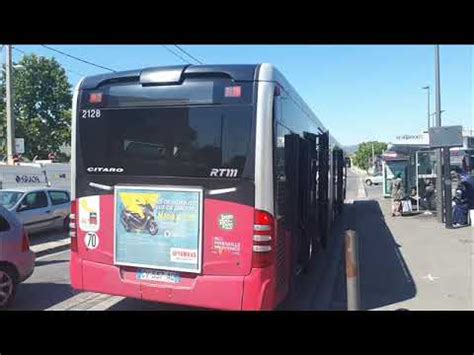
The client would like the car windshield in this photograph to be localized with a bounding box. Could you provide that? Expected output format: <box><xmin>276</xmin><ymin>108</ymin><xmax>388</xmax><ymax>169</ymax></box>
<box><xmin>0</xmin><ymin>191</ymin><xmax>24</xmax><ymax>209</ymax></box>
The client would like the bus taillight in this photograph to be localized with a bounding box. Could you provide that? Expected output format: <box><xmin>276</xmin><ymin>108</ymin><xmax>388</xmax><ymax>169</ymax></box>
<box><xmin>70</xmin><ymin>200</ymin><xmax>78</xmax><ymax>252</ymax></box>
<box><xmin>252</xmin><ymin>209</ymin><xmax>275</xmax><ymax>268</ymax></box>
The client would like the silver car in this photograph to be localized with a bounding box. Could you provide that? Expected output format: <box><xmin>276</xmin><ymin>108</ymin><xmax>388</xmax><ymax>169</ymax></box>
<box><xmin>0</xmin><ymin>205</ymin><xmax>35</xmax><ymax>308</ymax></box>
<box><xmin>365</xmin><ymin>173</ymin><xmax>383</xmax><ymax>186</ymax></box>
<box><xmin>0</xmin><ymin>188</ymin><xmax>71</xmax><ymax>234</ymax></box>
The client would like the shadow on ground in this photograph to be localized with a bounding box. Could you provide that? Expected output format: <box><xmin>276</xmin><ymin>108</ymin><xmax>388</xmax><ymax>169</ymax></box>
<box><xmin>331</xmin><ymin>200</ymin><xmax>417</xmax><ymax>310</ymax></box>
<box><xmin>12</xmin><ymin>283</ymin><xmax>76</xmax><ymax>310</ymax></box>
<box><xmin>29</xmin><ymin>230</ymin><xmax>68</xmax><ymax>247</ymax></box>
<box><xmin>107</xmin><ymin>298</ymin><xmax>203</xmax><ymax>311</ymax></box>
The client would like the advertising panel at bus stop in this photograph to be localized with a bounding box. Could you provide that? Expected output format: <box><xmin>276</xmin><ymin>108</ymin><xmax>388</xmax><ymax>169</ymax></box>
<box><xmin>114</xmin><ymin>185</ymin><xmax>203</xmax><ymax>273</ymax></box>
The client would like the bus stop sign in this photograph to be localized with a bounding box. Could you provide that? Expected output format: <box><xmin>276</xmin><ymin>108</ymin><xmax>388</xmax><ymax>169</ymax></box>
<box><xmin>428</xmin><ymin>125</ymin><xmax>463</xmax><ymax>148</ymax></box>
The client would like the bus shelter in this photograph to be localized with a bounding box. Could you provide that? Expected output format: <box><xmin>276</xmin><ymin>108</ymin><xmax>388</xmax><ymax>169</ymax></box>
<box><xmin>382</xmin><ymin>153</ymin><xmax>409</xmax><ymax>198</ymax></box>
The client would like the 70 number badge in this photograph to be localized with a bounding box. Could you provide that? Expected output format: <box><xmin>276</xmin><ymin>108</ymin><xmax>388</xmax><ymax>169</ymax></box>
<box><xmin>84</xmin><ymin>232</ymin><xmax>99</xmax><ymax>250</ymax></box>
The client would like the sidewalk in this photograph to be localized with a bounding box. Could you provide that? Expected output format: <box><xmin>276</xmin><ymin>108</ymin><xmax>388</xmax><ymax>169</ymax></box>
<box><xmin>331</xmin><ymin>181</ymin><xmax>473</xmax><ymax>310</ymax></box>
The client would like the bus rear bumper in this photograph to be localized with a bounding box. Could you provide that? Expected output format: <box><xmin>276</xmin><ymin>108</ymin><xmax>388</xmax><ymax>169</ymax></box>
<box><xmin>71</xmin><ymin>257</ymin><xmax>277</xmax><ymax>310</ymax></box>
<box><xmin>242</xmin><ymin>266</ymin><xmax>276</xmax><ymax>310</ymax></box>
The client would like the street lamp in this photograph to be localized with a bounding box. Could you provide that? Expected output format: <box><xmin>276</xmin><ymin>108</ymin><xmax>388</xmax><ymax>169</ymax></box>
<box><xmin>1</xmin><ymin>64</ymin><xmax>24</xmax><ymax>73</ymax></box>
<box><xmin>422</xmin><ymin>86</ymin><xmax>430</xmax><ymax>131</ymax></box>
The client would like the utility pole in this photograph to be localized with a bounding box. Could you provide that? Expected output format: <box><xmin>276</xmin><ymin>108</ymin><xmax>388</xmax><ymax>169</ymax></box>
<box><xmin>422</xmin><ymin>86</ymin><xmax>430</xmax><ymax>131</ymax></box>
<box><xmin>5</xmin><ymin>45</ymin><xmax>16</xmax><ymax>165</ymax></box>
<box><xmin>434</xmin><ymin>45</ymin><xmax>443</xmax><ymax>223</ymax></box>
<box><xmin>431</xmin><ymin>110</ymin><xmax>444</xmax><ymax>128</ymax></box>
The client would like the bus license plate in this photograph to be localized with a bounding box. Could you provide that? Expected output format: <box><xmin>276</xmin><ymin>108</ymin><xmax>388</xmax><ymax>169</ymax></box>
<box><xmin>136</xmin><ymin>269</ymin><xmax>181</xmax><ymax>283</ymax></box>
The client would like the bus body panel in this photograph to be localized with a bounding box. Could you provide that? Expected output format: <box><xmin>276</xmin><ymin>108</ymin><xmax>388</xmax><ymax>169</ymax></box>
<box><xmin>242</xmin><ymin>266</ymin><xmax>278</xmax><ymax>310</ymax></box>
<box><xmin>75</xmin><ymin>194</ymin><xmax>254</xmax><ymax>276</ymax></box>
<box><xmin>140</xmin><ymin>274</ymin><xmax>244</xmax><ymax>310</ymax></box>
<box><xmin>70</xmin><ymin>252</ymin><xmax>83</xmax><ymax>289</ymax></box>
<box><xmin>82</xmin><ymin>259</ymin><xmax>141</xmax><ymax>299</ymax></box>
<box><xmin>254</xmin><ymin>78</ymin><xmax>275</xmax><ymax>215</ymax></box>
<box><xmin>80</xmin><ymin>259</ymin><xmax>245</xmax><ymax>310</ymax></box>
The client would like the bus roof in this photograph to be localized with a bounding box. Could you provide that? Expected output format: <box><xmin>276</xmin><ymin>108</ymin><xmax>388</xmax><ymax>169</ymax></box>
<box><xmin>79</xmin><ymin>63</ymin><xmax>343</xmax><ymax>152</ymax></box>
<box><xmin>80</xmin><ymin>64</ymin><xmax>260</xmax><ymax>90</ymax></box>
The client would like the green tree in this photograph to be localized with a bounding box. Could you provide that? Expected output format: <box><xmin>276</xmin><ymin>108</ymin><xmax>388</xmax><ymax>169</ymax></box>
<box><xmin>0</xmin><ymin>54</ymin><xmax>72</xmax><ymax>159</ymax></box>
<box><xmin>353</xmin><ymin>141</ymin><xmax>387</xmax><ymax>171</ymax></box>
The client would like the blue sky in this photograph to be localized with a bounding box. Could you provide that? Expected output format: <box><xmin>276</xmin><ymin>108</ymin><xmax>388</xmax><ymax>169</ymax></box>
<box><xmin>3</xmin><ymin>45</ymin><xmax>472</xmax><ymax>146</ymax></box>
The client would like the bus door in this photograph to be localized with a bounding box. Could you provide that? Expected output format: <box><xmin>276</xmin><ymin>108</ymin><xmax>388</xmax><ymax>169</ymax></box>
<box><xmin>335</xmin><ymin>149</ymin><xmax>345</xmax><ymax>215</ymax></box>
<box><xmin>297</xmin><ymin>135</ymin><xmax>313</xmax><ymax>269</ymax></box>
<box><xmin>303</xmin><ymin>132</ymin><xmax>319</xmax><ymax>258</ymax></box>
<box><xmin>316</xmin><ymin>131</ymin><xmax>329</xmax><ymax>248</ymax></box>
<box><xmin>285</xmin><ymin>134</ymin><xmax>301</xmax><ymax>274</ymax></box>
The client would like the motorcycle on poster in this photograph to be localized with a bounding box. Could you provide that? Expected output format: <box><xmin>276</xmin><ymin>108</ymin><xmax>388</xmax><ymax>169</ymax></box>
<box><xmin>114</xmin><ymin>186</ymin><xmax>203</xmax><ymax>273</ymax></box>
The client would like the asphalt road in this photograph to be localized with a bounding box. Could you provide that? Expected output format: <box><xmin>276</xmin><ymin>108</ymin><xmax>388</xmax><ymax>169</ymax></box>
<box><xmin>11</xmin><ymin>169</ymin><xmax>364</xmax><ymax>311</ymax></box>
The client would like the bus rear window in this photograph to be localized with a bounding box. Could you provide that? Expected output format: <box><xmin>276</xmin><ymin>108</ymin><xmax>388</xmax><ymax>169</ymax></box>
<box><xmin>78</xmin><ymin>105</ymin><xmax>253</xmax><ymax>178</ymax></box>
<box><xmin>80</xmin><ymin>79</ymin><xmax>254</xmax><ymax>108</ymax></box>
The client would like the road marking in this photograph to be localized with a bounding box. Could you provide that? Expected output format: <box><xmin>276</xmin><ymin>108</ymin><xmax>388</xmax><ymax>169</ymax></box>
<box><xmin>87</xmin><ymin>296</ymin><xmax>125</xmax><ymax>310</ymax></box>
<box><xmin>422</xmin><ymin>273</ymin><xmax>439</xmax><ymax>282</ymax></box>
<box><xmin>46</xmin><ymin>292</ymin><xmax>106</xmax><ymax>310</ymax></box>
<box><xmin>45</xmin><ymin>286</ymin><xmax>125</xmax><ymax>311</ymax></box>
<box><xmin>31</xmin><ymin>238</ymin><xmax>70</xmax><ymax>254</ymax></box>
<box><xmin>36</xmin><ymin>249</ymin><xmax>70</xmax><ymax>261</ymax></box>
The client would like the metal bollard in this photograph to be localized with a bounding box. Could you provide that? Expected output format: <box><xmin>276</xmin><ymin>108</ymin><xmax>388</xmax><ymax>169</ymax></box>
<box><xmin>345</xmin><ymin>229</ymin><xmax>361</xmax><ymax>310</ymax></box>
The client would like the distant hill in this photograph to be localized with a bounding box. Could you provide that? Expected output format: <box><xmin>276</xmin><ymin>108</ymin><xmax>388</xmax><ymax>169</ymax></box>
<box><xmin>342</xmin><ymin>145</ymin><xmax>359</xmax><ymax>155</ymax></box>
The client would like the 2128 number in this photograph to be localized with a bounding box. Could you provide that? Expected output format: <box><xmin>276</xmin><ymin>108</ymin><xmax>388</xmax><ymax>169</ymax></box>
<box><xmin>81</xmin><ymin>109</ymin><xmax>101</xmax><ymax>118</ymax></box>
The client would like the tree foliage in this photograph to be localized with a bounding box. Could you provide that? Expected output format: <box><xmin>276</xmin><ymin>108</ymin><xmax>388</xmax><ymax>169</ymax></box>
<box><xmin>353</xmin><ymin>141</ymin><xmax>387</xmax><ymax>171</ymax></box>
<box><xmin>0</xmin><ymin>54</ymin><xmax>72</xmax><ymax>159</ymax></box>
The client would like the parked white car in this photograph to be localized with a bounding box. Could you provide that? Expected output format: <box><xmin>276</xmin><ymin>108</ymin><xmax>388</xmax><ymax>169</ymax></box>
<box><xmin>0</xmin><ymin>188</ymin><xmax>70</xmax><ymax>234</ymax></box>
<box><xmin>365</xmin><ymin>173</ymin><xmax>383</xmax><ymax>186</ymax></box>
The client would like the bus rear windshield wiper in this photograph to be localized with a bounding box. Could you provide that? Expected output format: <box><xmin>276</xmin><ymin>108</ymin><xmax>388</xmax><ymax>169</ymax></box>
<box><xmin>89</xmin><ymin>182</ymin><xmax>114</xmax><ymax>191</ymax></box>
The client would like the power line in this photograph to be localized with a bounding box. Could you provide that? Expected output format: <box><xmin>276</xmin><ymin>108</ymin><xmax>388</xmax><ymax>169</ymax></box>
<box><xmin>173</xmin><ymin>45</ymin><xmax>203</xmax><ymax>64</ymax></box>
<box><xmin>161</xmin><ymin>45</ymin><xmax>191</xmax><ymax>64</ymax></box>
<box><xmin>41</xmin><ymin>45</ymin><xmax>116</xmax><ymax>72</ymax></box>
<box><xmin>12</xmin><ymin>46</ymin><xmax>87</xmax><ymax>78</ymax></box>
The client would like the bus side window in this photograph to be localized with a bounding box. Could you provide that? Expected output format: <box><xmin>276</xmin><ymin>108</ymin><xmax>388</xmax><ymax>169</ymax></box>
<box><xmin>275</xmin><ymin>123</ymin><xmax>290</xmax><ymax>219</ymax></box>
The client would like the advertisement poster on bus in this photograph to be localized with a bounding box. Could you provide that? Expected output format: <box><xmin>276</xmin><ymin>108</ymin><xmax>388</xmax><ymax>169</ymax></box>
<box><xmin>114</xmin><ymin>186</ymin><xmax>203</xmax><ymax>273</ymax></box>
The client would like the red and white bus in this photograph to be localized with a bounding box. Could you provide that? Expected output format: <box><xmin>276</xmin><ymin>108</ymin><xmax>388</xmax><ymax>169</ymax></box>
<box><xmin>70</xmin><ymin>64</ymin><xmax>346</xmax><ymax>310</ymax></box>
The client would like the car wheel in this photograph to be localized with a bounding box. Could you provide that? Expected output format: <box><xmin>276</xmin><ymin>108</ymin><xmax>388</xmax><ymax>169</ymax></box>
<box><xmin>365</xmin><ymin>179</ymin><xmax>372</xmax><ymax>186</ymax></box>
<box><xmin>0</xmin><ymin>266</ymin><xmax>17</xmax><ymax>309</ymax></box>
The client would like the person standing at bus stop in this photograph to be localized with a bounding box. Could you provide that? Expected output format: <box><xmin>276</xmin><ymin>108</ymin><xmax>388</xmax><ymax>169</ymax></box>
<box><xmin>391</xmin><ymin>172</ymin><xmax>404</xmax><ymax>217</ymax></box>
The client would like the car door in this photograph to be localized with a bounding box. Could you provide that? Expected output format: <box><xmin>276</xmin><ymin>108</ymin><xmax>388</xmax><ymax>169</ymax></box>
<box><xmin>375</xmin><ymin>174</ymin><xmax>383</xmax><ymax>184</ymax></box>
<box><xmin>0</xmin><ymin>210</ymin><xmax>20</xmax><ymax>262</ymax></box>
<box><xmin>16</xmin><ymin>191</ymin><xmax>52</xmax><ymax>234</ymax></box>
<box><xmin>47</xmin><ymin>191</ymin><xmax>70</xmax><ymax>228</ymax></box>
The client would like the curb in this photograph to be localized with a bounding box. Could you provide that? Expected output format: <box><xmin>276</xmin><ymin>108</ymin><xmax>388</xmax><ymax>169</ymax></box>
<box><xmin>32</xmin><ymin>240</ymin><xmax>70</xmax><ymax>259</ymax></box>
